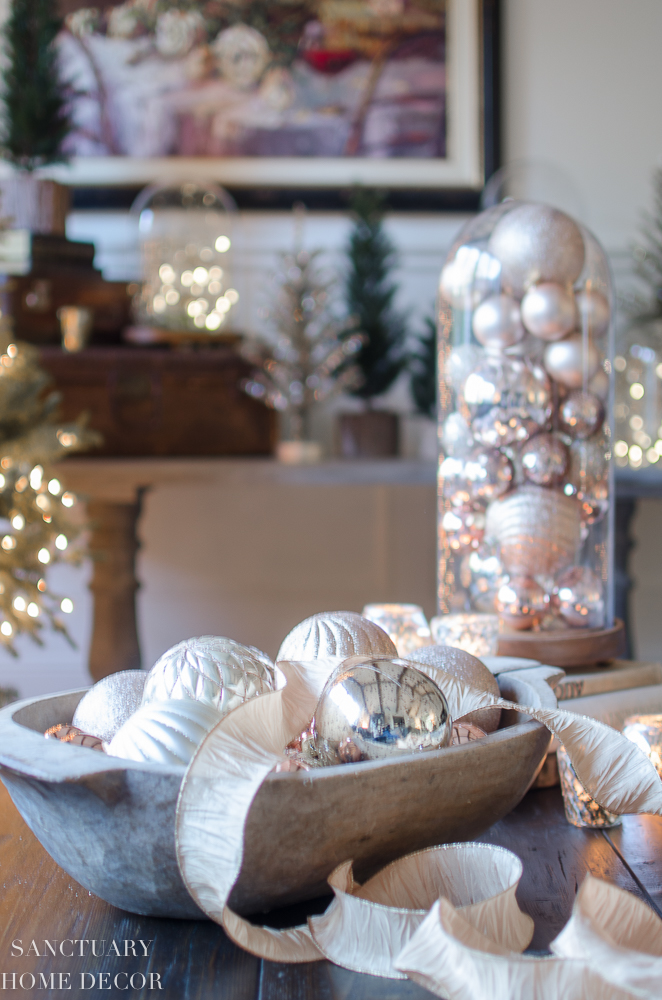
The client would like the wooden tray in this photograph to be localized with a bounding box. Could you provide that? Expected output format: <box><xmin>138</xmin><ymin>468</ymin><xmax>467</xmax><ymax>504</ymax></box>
<box><xmin>498</xmin><ymin>619</ymin><xmax>626</xmax><ymax>669</ymax></box>
<box><xmin>0</xmin><ymin>689</ymin><xmax>550</xmax><ymax>918</ymax></box>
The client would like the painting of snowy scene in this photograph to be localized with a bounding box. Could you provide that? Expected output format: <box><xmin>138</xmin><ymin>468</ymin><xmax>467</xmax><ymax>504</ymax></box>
<box><xmin>57</xmin><ymin>0</ymin><xmax>447</xmax><ymax>160</ymax></box>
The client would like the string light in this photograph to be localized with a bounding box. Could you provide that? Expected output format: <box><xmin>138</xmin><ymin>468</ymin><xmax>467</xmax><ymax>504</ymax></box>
<box><xmin>30</xmin><ymin>465</ymin><xmax>43</xmax><ymax>489</ymax></box>
<box><xmin>215</xmin><ymin>235</ymin><xmax>231</xmax><ymax>253</ymax></box>
<box><xmin>37</xmin><ymin>579</ymin><xmax>46</xmax><ymax>592</ymax></box>
<box><xmin>27</xmin><ymin>603</ymin><xmax>38</xmax><ymax>618</ymax></box>
<box><xmin>37</xmin><ymin>548</ymin><xmax>50</xmax><ymax>564</ymax></box>
<box><xmin>55</xmin><ymin>534</ymin><xmax>68</xmax><ymax>551</ymax></box>
<box><xmin>11</xmin><ymin>514</ymin><xmax>24</xmax><ymax>530</ymax></box>
<box><xmin>0</xmin><ymin>622</ymin><xmax>12</xmax><ymax>637</ymax></box>
<box><xmin>48</xmin><ymin>479</ymin><xmax>60</xmax><ymax>495</ymax></box>
<box><xmin>60</xmin><ymin>598</ymin><xmax>74</xmax><ymax>614</ymax></box>
<box><xmin>13</xmin><ymin>596</ymin><xmax>25</xmax><ymax>612</ymax></box>
<box><xmin>61</xmin><ymin>492</ymin><xmax>76</xmax><ymax>508</ymax></box>
<box><xmin>2</xmin><ymin>536</ymin><xmax>16</xmax><ymax>550</ymax></box>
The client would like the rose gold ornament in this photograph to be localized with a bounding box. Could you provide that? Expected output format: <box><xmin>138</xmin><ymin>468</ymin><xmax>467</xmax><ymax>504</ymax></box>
<box><xmin>520</xmin><ymin>432</ymin><xmax>569</xmax><ymax>486</ymax></box>
<box><xmin>44</xmin><ymin>723</ymin><xmax>104</xmax><ymax>752</ymax></box>
<box><xmin>441</xmin><ymin>505</ymin><xmax>485</xmax><ymax>552</ymax></box>
<box><xmin>463</xmin><ymin>356</ymin><xmax>552</xmax><ymax>448</ymax></box>
<box><xmin>337</xmin><ymin>738</ymin><xmax>363</xmax><ymax>763</ymax></box>
<box><xmin>575</xmin><ymin>288</ymin><xmax>610</xmax><ymax>337</ymax></box>
<box><xmin>543</xmin><ymin>333</ymin><xmax>600</xmax><ymax>389</ymax></box>
<box><xmin>487</xmin><ymin>204</ymin><xmax>585</xmax><ymax>298</ymax></box>
<box><xmin>558</xmin><ymin>390</ymin><xmax>604</xmax><ymax>439</ymax></box>
<box><xmin>563</xmin><ymin>438</ymin><xmax>608</xmax><ymax>524</ymax></box>
<box><xmin>520</xmin><ymin>282</ymin><xmax>577</xmax><ymax>341</ymax></box>
<box><xmin>485</xmin><ymin>485</ymin><xmax>581</xmax><ymax>576</ymax></box>
<box><xmin>553</xmin><ymin>566</ymin><xmax>604</xmax><ymax>628</ymax></box>
<box><xmin>452</xmin><ymin>721</ymin><xmax>487</xmax><ymax>745</ymax></box>
<box><xmin>464</xmin><ymin>446</ymin><xmax>514</xmax><ymax>502</ymax></box>
<box><xmin>497</xmin><ymin>576</ymin><xmax>549</xmax><ymax>630</ymax></box>
<box><xmin>472</xmin><ymin>294</ymin><xmax>525</xmax><ymax>351</ymax></box>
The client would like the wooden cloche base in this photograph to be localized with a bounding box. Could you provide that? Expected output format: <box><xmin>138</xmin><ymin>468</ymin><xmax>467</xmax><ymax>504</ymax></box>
<box><xmin>497</xmin><ymin>619</ymin><xmax>626</xmax><ymax>669</ymax></box>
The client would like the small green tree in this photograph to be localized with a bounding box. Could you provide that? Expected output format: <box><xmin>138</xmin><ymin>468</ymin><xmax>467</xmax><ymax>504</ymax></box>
<box><xmin>409</xmin><ymin>314</ymin><xmax>437</xmax><ymax>419</ymax></box>
<box><xmin>343</xmin><ymin>188</ymin><xmax>407</xmax><ymax>403</ymax></box>
<box><xmin>1</xmin><ymin>0</ymin><xmax>71</xmax><ymax>170</ymax></box>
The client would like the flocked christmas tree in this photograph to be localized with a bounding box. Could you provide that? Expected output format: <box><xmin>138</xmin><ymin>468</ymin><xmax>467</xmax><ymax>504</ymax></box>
<box><xmin>342</xmin><ymin>188</ymin><xmax>407</xmax><ymax>403</ymax></box>
<box><xmin>1</xmin><ymin>0</ymin><xmax>71</xmax><ymax>169</ymax></box>
<box><xmin>0</xmin><ymin>325</ymin><xmax>97</xmax><ymax>653</ymax></box>
<box><xmin>242</xmin><ymin>248</ymin><xmax>364</xmax><ymax>441</ymax></box>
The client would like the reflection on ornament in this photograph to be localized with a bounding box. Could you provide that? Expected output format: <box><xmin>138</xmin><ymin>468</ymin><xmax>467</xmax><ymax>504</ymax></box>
<box><xmin>311</xmin><ymin>657</ymin><xmax>452</xmax><ymax>762</ymax></box>
<box><xmin>623</xmin><ymin>715</ymin><xmax>662</xmax><ymax>778</ymax></box>
<box><xmin>486</xmin><ymin>485</ymin><xmax>581</xmax><ymax>576</ymax></box>
<box><xmin>497</xmin><ymin>576</ymin><xmax>548</xmax><ymax>630</ymax></box>
<box><xmin>361</xmin><ymin>604</ymin><xmax>432</xmax><ymax>657</ymax></box>
<box><xmin>439</xmin><ymin>244</ymin><xmax>501</xmax><ymax>309</ymax></box>
<box><xmin>462</xmin><ymin>356</ymin><xmax>552</xmax><ymax>448</ymax></box>
<box><xmin>464</xmin><ymin>446</ymin><xmax>514</xmax><ymax>502</ymax></box>
<box><xmin>441</xmin><ymin>411</ymin><xmax>473</xmax><ymax>456</ymax></box>
<box><xmin>576</xmin><ymin>289</ymin><xmax>610</xmax><ymax>337</ymax></box>
<box><xmin>487</xmin><ymin>204</ymin><xmax>585</xmax><ymax>298</ymax></box>
<box><xmin>460</xmin><ymin>546</ymin><xmax>506</xmax><ymax>613</ymax></box>
<box><xmin>472</xmin><ymin>294</ymin><xmax>524</xmax><ymax>351</ymax></box>
<box><xmin>277</xmin><ymin>610</ymin><xmax>396</xmax><ymax>661</ymax></box>
<box><xmin>520</xmin><ymin>432</ymin><xmax>569</xmax><ymax>486</ymax></box>
<box><xmin>410</xmin><ymin>642</ymin><xmax>501</xmax><ymax>731</ymax></box>
<box><xmin>441</xmin><ymin>506</ymin><xmax>485</xmax><ymax>552</ymax></box>
<box><xmin>553</xmin><ymin>566</ymin><xmax>604</xmax><ymax>628</ymax></box>
<box><xmin>563</xmin><ymin>438</ymin><xmax>609</xmax><ymax>523</ymax></box>
<box><xmin>558</xmin><ymin>390</ymin><xmax>604</xmax><ymax>439</ymax></box>
<box><xmin>520</xmin><ymin>282</ymin><xmax>577</xmax><ymax>341</ymax></box>
<box><xmin>452</xmin><ymin>721</ymin><xmax>487</xmax><ymax>744</ymax></box>
<box><xmin>543</xmin><ymin>333</ymin><xmax>600</xmax><ymax>389</ymax></box>
<box><xmin>427</xmin><ymin>613</ymin><xmax>500</xmax><ymax>659</ymax></box>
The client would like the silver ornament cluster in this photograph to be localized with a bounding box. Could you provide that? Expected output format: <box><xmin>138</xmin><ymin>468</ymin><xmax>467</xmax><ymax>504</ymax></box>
<box><xmin>439</xmin><ymin>201</ymin><xmax>612</xmax><ymax>632</ymax></box>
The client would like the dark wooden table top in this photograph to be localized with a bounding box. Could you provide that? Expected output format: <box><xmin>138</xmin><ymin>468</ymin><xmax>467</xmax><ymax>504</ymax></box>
<box><xmin>1</xmin><ymin>781</ymin><xmax>661</xmax><ymax>999</ymax></box>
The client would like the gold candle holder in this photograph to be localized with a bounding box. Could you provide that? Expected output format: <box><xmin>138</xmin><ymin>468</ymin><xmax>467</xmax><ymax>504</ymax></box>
<box><xmin>623</xmin><ymin>714</ymin><xmax>662</xmax><ymax>776</ymax></box>
<box><xmin>429</xmin><ymin>612</ymin><xmax>500</xmax><ymax>658</ymax></box>
<box><xmin>361</xmin><ymin>604</ymin><xmax>432</xmax><ymax>657</ymax></box>
<box><xmin>557</xmin><ymin>745</ymin><xmax>621</xmax><ymax>828</ymax></box>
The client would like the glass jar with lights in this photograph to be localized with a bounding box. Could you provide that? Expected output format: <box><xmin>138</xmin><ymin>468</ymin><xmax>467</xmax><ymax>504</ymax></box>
<box><xmin>132</xmin><ymin>181</ymin><xmax>239</xmax><ymax>337</ymax></box>
<box><xmin>613</xmin><ymin>317</ymin><xmax>662</xmax><ymax>470</ymax></box>
<box><xmin>437</xmin><ymin>201</ymin><xmax>615</xmax><ymax>639</ymax></box>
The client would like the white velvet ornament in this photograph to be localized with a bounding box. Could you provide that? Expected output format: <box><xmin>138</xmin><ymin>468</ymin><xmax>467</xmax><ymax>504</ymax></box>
<box><xmin>576</xmin><ymin>289</ymin><xmax>610</xmax><ymax>337</ymax></box>
<box><xmin>73</xmin><ymin>669</ymin><xmax>146</xmax><ymax>743</ymax></box>
<box><xmin>408</xmin><ymin>644</ymin><xmax>501</xmax><ymax>733</ymax></box>
<box><xmin>487</xmin><ymin>204</ymin><xmax>585</xmax><ymax>298</ymax></box>
<box><xmin>106</xmin><ymin>699</ymin><xmax>222</xmax><ymax>766</ymax></box>
<box><xmin>521</xmin><ymin>282</ymin><xmax>577</xmax><ymax>341</ymax></box>
<box><xmin>472</xmin><ymin>294</ymin><xmax>524</xmax><ymax>350</ymax></box>
<box><xmin>277</xmin><ymin>611</ymin><xmax>397</xmax><ymax>662</ymax></box>
<box><xmin>543</xmin><ymin>333</ymin><xmax>600</xmax><ymax>389</ymax></box>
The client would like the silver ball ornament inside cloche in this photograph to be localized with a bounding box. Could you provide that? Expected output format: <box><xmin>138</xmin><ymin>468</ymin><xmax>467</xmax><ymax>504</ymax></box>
<box><xmin>520</xmin><ymin>432</ymin><xmax>569</xmax><ymax>486</ymax></box>
<box><xmin>277</xmin><ymin>611</ymin><xmax>397</xmax><ymax>662</ymax></box>
<box><xmin>520</xmin><ymin>282</ymin><xmax>577</xmax><ymax>341</ymax></box>
<box><xmin>310</xmin><ymin>656</ymin><xmax>452</xmax><ymax>763</ymax></box>
<box><xmin>543</xmin><ymin>333</ymin><xmax>601</xmax><ymax>389</ymax></box>
<box><xmin>143</xmin><ymin>636</ymin><xmax>276</xmax><ymax>715</ymax></box>
<box><xmin>558</xmin><ymin>390</ymin><xmax>604</xmax><ymax>439</ymax></box>
<box><xmin>553</xmin><ymin>566</ymin><xmax>604</xmax><ymax>628</ymax></box>
<box><xmin>472</xmin><ymin>294</ymin><xmax>524</xmax><ymax>351</ymax></box>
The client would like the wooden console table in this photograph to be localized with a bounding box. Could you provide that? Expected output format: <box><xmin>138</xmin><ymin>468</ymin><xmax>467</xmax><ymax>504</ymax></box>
<box><xmin>1</xmin><ymin>780</ymin><xmax>660</xmax><ymax>996</ymax></box>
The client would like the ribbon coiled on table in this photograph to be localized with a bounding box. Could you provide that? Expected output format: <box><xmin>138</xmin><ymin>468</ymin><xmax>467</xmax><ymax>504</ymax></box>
<box><xmin>174</xmin><ymin>657</ymin><xmax>662</xmax><ymax>999</ymax></box>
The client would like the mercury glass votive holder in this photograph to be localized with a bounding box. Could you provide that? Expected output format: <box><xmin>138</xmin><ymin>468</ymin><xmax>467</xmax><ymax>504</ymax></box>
<box><xmin>557</xmin><ymin>745</ymin><xmax>622</xmax><ymax>829</ymax></box>
<box><xmin>361</xmin><ymin>604</ymin><xmax>432</xmax><ymax>657</ymax></box>
<box><xmin>623</xmin><ymin>714</ymin><xmax>662</xmax><ymax>776</ymax></box>
<box><xmin>429</xmin><ymin>613</ymin><xmax>499</xmax><ymax>658</ymax></box>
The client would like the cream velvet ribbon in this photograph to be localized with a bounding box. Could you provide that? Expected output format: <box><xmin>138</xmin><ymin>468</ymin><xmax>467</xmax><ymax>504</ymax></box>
<box><xmin>175</xmin><ymin>656</ymin><xmax>662</xmax><ymax>987</ymax></box>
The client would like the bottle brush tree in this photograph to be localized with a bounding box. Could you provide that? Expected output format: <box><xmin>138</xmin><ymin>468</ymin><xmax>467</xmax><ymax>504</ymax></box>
<box><xmin>409</xmin><ymin>313</ymin><xmax>437</xmax><ymax>420</ymax></box>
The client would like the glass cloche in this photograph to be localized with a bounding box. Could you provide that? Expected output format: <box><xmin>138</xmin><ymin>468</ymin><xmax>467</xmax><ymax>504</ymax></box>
<box><xmin>437</xmin><ymin>201</ymin><xmax>614</xmax><ymax>634</ymax></box>
<box><xmin>132</xmin><ymin>182</ymin><xmax>238</xmax><ymax>336</ymax></box>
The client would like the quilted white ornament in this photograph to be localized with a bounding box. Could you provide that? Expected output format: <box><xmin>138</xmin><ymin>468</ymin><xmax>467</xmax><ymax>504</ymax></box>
<box><xmin>106</xmin><ymin>699</ymin><xmax>222</xmax><ymax>766</ymax></box>
<box><xmin>143</xmin><ymin>636</ymin><xmax>277</xmax><ymax>715</ymax></box>
<box><xmin>277</xmin><ymin>611</ymin><xmax>397</xmax><ymax>662</ymax></box>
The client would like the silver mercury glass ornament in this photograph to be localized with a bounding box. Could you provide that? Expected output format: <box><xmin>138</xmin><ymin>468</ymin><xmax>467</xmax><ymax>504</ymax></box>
<box><xmin>309</xmin><ymin>656</ymin><xmax>452</xmax><ymax>764</ymax></box>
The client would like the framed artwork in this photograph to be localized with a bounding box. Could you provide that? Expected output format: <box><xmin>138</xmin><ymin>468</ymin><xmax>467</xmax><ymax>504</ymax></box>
<box><xmin>50</xmin><ymin>0</ymin><xmax>499</xmax><ymax>207</ymax></box>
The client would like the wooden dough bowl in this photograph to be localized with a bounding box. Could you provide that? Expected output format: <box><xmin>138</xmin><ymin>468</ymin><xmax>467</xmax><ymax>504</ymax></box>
<box><xmin>0</xmin><ymin>689</ymin><xmax>551</xmax><ymax>918</ymax></box>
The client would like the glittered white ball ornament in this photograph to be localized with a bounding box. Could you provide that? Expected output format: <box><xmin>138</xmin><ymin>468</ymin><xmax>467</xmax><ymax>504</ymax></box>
<box><xmin>553</xmin><ymin>566</ymin><xmax>604</xmax><ymax>628</ymax></box>
<box><xmin>543</xmin><ymin>333</ymin><xmax>600</xmax><ymax>389</ymax></box>
<box><xmin>107</xmin><ymin>699</ymin><xmax>222</xmax><ymax>766</ymax></box>
<box><xmin>408</xmin><ymin>644</ymin><xmax>501</xmax><ymax>733</ymax></box>
<box><xmin>73</xmin><ymin>669</ymin><xmax>146</xmax><ymax>743</ymax></box>
<box><xmin>487</xmin><ymin>204</ymin><xmax>585</xmax><ymax>298</ymax></box>
<box><xmin>277</xmin><ymin>611</ymin><xmax>397</xmax><ymax>662</ymax></box>
<box><xmin>521</xmin><ymin>282</ymin><xmax>577</xmax><ymax>341</ymax></box>
<box><xmin>497</xmin><ymin>576</ymin><xmax>549</xmax><ymax>631</ymax></box>
<box><xmin>576</xmin><ymin>289</ymin><xmax>610</xmax><ymax>337</ymax></box>
<box><xmin>472</xmin><ymin>294</ymin><xmax>525</xmax><ymax>350</ymax></box>
<box><xmin>520</xmin><ymin>432</ymin><xmax>569</xmax><ymax>486</ymax></box>
<box><xmin>143</xmin><ymin>636</ymin><xmax>276</xmax><ymax>715</ymax></box>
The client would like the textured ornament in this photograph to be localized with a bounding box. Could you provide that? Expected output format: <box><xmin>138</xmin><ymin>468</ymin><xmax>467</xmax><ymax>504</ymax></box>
<box><xmin>520</xmin><ymin>432</ymin><xmax>569</xmax><ymax>486</ymax></box>
<box><xmin>575</xmin><ymin>289</ymin><xmax>610</xmax><ymax>337</ymax></box>
<box><xmin>441</xmin><ymin>505</ymin><xmax>485</xmax><ymax>552</ymax></box>
<box><xmin>543</xmin><ymin>333</ymin><xmax>600</xmax><ymax>389</ymax></box>
<box><xmin>409</xmin><ymin>644</ymin><xmax>501</xmax><ymax>733</ymax></box>
<box><xmin>277</xmin><ymin>611</ymin><xmax>397</xmax><ymax>662</ymax></box>
<box><xmin>107</xmin><ymin>699</ymin><xmax>222</xmax><ymax>766</ymax></box>
<box><xmin>553</xmin><ymin>566</ymin><xmax>604</xmax><ymax>628</ymax></box>
<box><xmin>440</xmin><ymin>411</ymin><xmax>473</xmax><ymax>456</ymax></box>
<box><xmin>485</xmin><ymin>485</ymin><xmax>581</xmax><ymax>576</ymax></box>
<box><xmin>558</xmin><ymin>390</ymin><xmax>604</xmax><ymax>439</ymax></box>
<box><xmin>44</xmin><ymin>724</ymin><xmax>105</xmax><ymax>752</ymax></box>
<box><xmin>310</xmin><ymin>657</ymin><xmax>452</xmax><ymax>763</ymax></box>
<box><xmin>464</xmin><ymin>446</ymin><xmax>514</xmax><ymax>502</ymax></box>
<box><xmin>72</xmin><ymin>669</ymin><xmax>147</xmax><ymax>743</ymax></box>
<box><xmin>487</xmin><ymin>203</ymin><xmax>585</xmax><ymax>298</ymax></box>
<box><xmin>462</xmin><ymin>356</ymin><xmax>552</xmax><ymax>448</ymax></box>
<box><xmin>563</xmin><ymin>438</ymin><xmax>609</xmax><ymax>524</ymax></box>
<box><xmin>497</xmin><ymin>576</ymin><xmax>549</xmax><ymax>631</ymax></box>
<box><xmin>439</xmin><ymin>245</ymin><xmax>501</xmax><ymax>309</ymax></box>
<box><xmin>471</xmin><ymin>294</ymin><xmax>525</xmax><ymax>351</ymax></box>
<box><xmin>520</xmin><ymin>282</ymin><xmax>577</xmax><ymax>341</ymax></box>
<box><xmin>143</xmin><ymin>636</ymin><xmax>276</xmax><ymax>715</ymax></box>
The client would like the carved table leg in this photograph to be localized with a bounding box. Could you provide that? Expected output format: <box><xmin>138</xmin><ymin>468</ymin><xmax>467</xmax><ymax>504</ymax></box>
<box><xmin>87</xmin><ymin>496</ymin><xmax>143</xmax><ymax>681</ymax></box>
